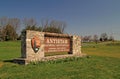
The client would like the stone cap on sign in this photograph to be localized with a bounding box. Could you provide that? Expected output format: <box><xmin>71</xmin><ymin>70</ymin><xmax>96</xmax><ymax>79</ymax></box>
<box><xmin>44</xmin><ymin>32</ymin><xmax>72</xmax><ymax>38</ymax></box>
<box><xmin>25</xmin><ymin>30</ymin><xmax>72</xmax><ymax>38</ymax></box>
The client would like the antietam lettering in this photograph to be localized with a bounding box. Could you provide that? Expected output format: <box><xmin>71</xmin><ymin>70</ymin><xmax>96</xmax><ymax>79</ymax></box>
<box><xmin>44</xmin><ymin>37</ymin><xmax>70</xmax><ymax>52</ymax></box>
<box><xmin>46</xmin><ymin>38</ymin><xmax>68</xmax><ymax>44</ymax></box>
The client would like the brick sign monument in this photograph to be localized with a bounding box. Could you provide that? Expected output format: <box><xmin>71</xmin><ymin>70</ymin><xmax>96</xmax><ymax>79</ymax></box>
<box><xmin>14</xmin><ymin>30</ymin><xmax>83</xmax><ymax>64</ymax></box>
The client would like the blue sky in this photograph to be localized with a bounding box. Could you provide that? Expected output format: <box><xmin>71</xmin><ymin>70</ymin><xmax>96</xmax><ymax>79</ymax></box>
<box><xmin>0</xmin><ymin>0</ymin><xmax>120</xmax><ymax>40</ymax></box>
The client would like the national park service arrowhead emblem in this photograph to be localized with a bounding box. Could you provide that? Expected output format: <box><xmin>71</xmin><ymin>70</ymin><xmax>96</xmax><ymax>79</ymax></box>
<box><xmin>31</xmin><ymin>36</ymin><xmax>41</xmax><ymax>53</ymax></box>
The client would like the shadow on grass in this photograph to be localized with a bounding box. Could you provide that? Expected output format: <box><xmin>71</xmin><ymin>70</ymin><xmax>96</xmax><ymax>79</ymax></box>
<box><xmin>3</xmin><ymin>60</ymin><xmax>14</xmax><ymax>63</ymax></box>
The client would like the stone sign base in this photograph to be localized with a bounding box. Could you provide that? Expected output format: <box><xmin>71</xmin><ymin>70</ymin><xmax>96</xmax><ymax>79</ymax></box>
<box><xmin>14</xmin><ymin>54</ymin><xmax>87</xmax><ymax>65</ymax></box>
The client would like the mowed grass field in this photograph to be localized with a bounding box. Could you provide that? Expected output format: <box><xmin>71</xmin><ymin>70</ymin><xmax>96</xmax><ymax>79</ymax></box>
<box><xmin>0</xmin><ymin>41</ymin><xmax>120</xmax><ymax>79</ymax></box>
<box><xmin>82</xmin><ymin>41</ymin><xmax>120</xmax><ymax>58</ymax></box>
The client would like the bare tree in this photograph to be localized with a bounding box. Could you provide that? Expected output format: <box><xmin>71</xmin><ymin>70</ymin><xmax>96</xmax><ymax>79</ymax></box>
<box><xmin>8</xmin><ymin>18</ymin><xmax>20</xmax><ymax>33</ymax></box>
<box><xmin>49</xmin><ymin>20</ymin><xmax>66</xmax><ymax>33</ymax></box>
<box><xmin>0</xmin><ymin>17</ymin><xmax>20</xmax><ymax>41</ymax></box>
<box><xmin>100</xmin><ymin>33</ymin><xmax>108</xmax><ymax>41</ymax></box>
<box><xmin>0</xmin><ymin>17</ymin><xmax>8</xmax><ymax>40</ymax></box>
<box><xmin>0</xmin><ymin>17</ymin><xmax>8</xmax><ymax>27</ymax></box>
<box><xmin>21</xmin><ymin>18</ymin><xmax>42</xmax><ymax>35</ymax></box>
<box><xmin>109</xmin><ymin>35</ymin><xmax>114</xmax><ymax>41</ymax></box>
<box><xmin>42</xmin><ymin>19</ymin><xmax>66</xmax><ymax>33</ymax></box>
<box><xmin>23</xmin><ymin>18</ymin><xmax>37</xmax><ymax>27</ymax></box>
<box><xmin>0</xmin><ymin>26</ymin><xmax>2</xmax><ymax>41</ymax></box>
<box><xmin>93</xmin><ymin>34</ymin><xmax>98</xmax><ymax>44</ymax></box>
<box><xmin>41</xmin><ymin>18</ymin><xmax>49</xmax><ymax>30</ymax></box>
<box><xmin>82</xmin><ymin>36</ymin><xmax>88</xmax><ymax>42</ymax></box>
<box><xmin>2</xmin><ymin>24</ymin><xmax>17</xmax><ymax>41</ymax></box>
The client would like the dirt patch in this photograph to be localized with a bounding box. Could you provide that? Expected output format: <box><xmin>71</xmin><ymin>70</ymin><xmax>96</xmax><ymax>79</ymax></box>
<box><xmin>0</xmin><ymin>62</ymin><xmax>4</xmax><ymax>68</ymax></box>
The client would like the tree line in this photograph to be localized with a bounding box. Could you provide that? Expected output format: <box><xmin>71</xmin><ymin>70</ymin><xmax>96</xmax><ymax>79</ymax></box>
<box><xmin>0</xmin><ymin>17</ymin><xmax>115</xmax><ymax>42</ymax></box>
<box><xmin>82</xmin><ymin>33</ymin><xmax>114</xmax><ymax>43</ymax></box>
<box><xmin>0</xmin><ymin>17</ymin><xmax>66</xmax><ymax>41</ymax></box>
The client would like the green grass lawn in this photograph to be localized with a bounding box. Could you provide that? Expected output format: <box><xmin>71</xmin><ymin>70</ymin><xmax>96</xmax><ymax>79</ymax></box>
<box><xmin>82</xmin><ymin>41</ymin><xmax>120</xmax><ymax>58</ymax></box>
<box><xmin>0</xmin><ymin>41</ymin><xmax>21</xmax><ymax>61</ymax></box>
<box><xmin>0</xmin><ymin>41</ymin><xmax>120</xmax><ymax>79</ymax></box>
